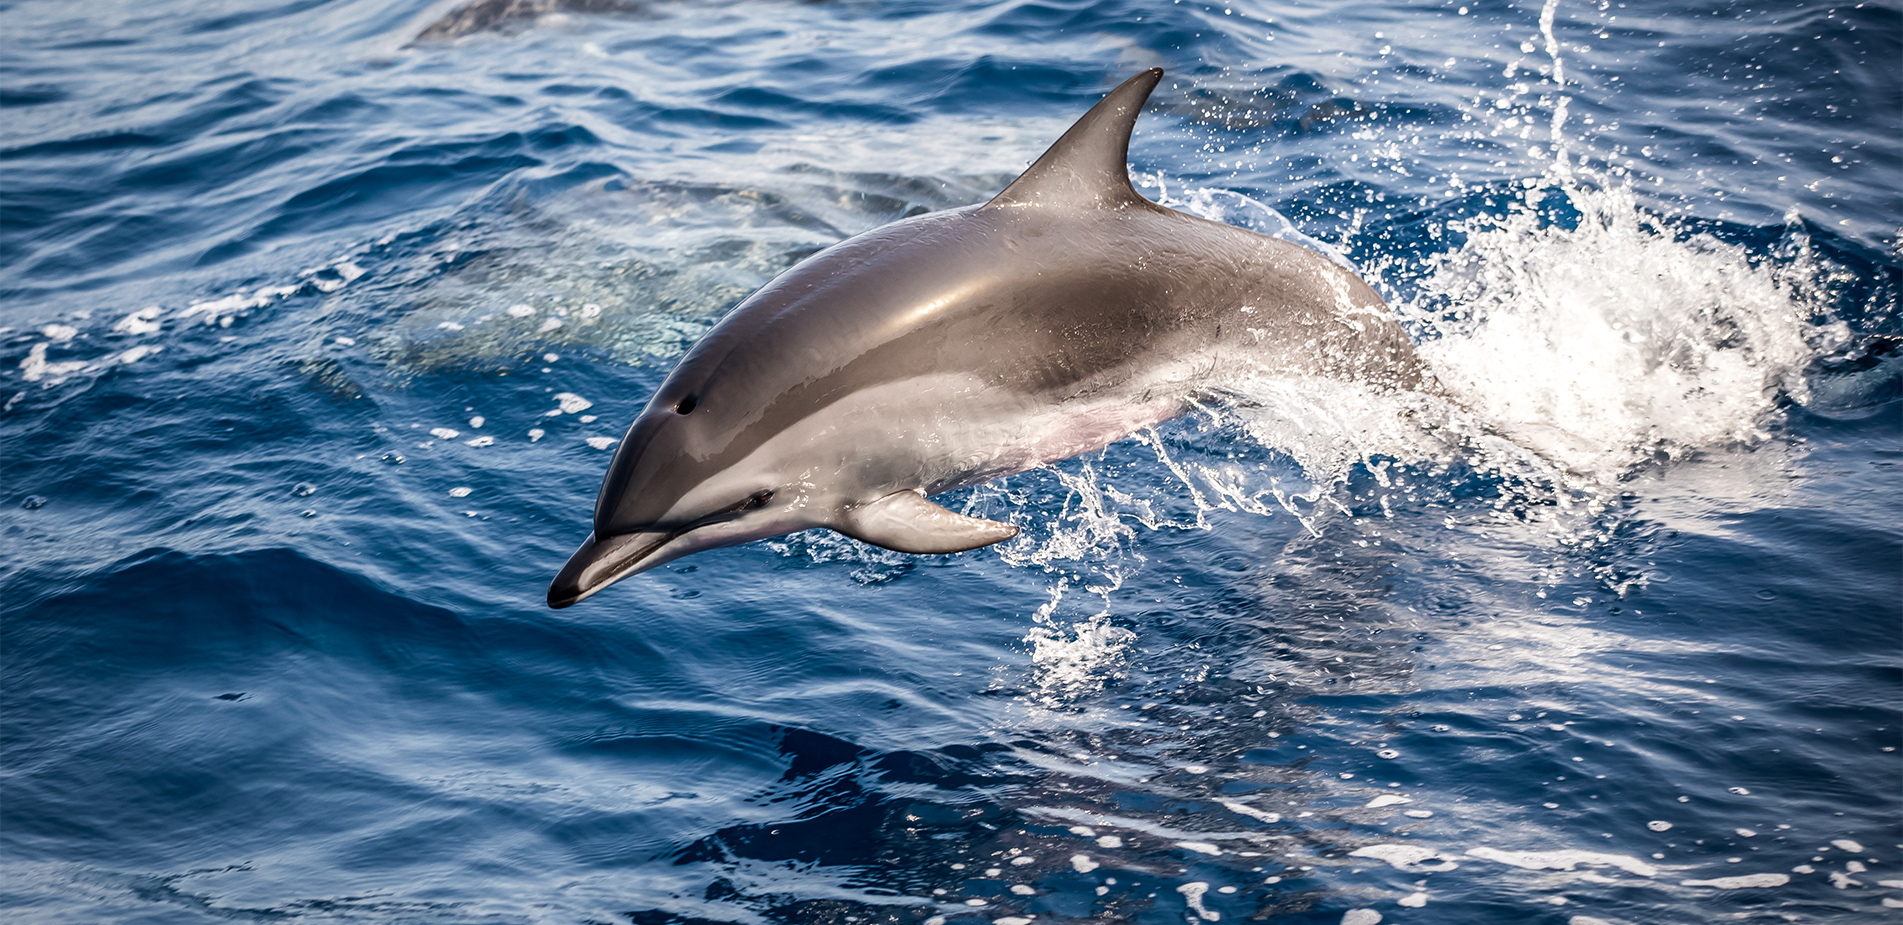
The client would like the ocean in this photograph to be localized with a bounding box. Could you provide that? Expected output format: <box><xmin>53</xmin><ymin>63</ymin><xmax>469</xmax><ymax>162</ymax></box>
<box><xmin>2</xmin><ymin>0</ymin><xmax>1898</xmax><ymax>922</ymax></box>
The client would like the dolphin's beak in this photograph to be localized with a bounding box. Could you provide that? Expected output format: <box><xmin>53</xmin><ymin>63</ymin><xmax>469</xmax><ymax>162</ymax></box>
<box><xmin>546</xmin><ymin>530</ymin><xmax>674</xmax><ymax>609</ymax></box>
<box><xmin>548</xmin><ymin>504</ymin><xmax>797</xmax><ymax>608</ymax></box>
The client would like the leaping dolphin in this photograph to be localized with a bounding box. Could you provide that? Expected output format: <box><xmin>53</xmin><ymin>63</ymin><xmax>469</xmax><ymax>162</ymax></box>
<box><xmin>548</xmin><ymin>68</ymin><xmax>1426</xmax><ymax>608</ymax></box>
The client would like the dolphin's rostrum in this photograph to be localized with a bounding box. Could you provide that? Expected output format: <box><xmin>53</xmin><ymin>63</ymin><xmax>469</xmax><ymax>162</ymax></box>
<box><xmin>548</xmin><ymin>68</ymin><xmax>1427</xmax><ymax>608</ymax></box>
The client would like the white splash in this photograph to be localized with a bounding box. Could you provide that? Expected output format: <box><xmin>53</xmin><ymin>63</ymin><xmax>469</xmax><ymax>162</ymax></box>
<box><xmin>1157</xmin><ymin>182</ymin><xmax>1353</xmax><ymax>269</ymax></box>
<box><xmin>1681</xmin><ymin>873</ymin><xmax>1789</xmax><ymax>889</ymax></box>
<box><xmin>113</xmin><ymin>307</ymin><xmax>164</xmax><ymax>335</ymax></box>
<box><xmin>1401</xmin><ymin>184</ymin><xmax>1829</xmax><ymax>479</ymax></box>
<box><xmin>1177</xmin><ymin>882</ymin><xmax>1220</xmax><ymax>921</ymax></box>
<box><xmin>19</xmin><ymin>343</ymin><xmax>88</xmax><ymax>384</ymax></box>
<box><xmin>17</xmin><ymin>250</ymin><xmax>378</xmax><ymax>392</ymax></box>
<box><xmin>1467</xmin><ymin>847</ymin><xmax>1658</xmax><ymax>878</ymax></box>
<box><xmin>19</xmin><ymin>340</ymin><xmax>163</xmax><ymax>385</ymax></box>
<box><xmin>302</xmin><ymin>260</ymin><xmax>365</xmax><ymax>292</ymax></box>
<box><xmin>180</xmin><ymin>285</ymin><xmax>299</xmax><ymax>326</ymax></box>
<box><xmin>1351</xmin><ymin>844</ymin><xmax>1459</xmax><ymax>872</ymax></box>
<box><xmin>1222</xmin><ymin>800</ymin><xmax>1282</xmax><ymax>824</ymax></box>
<box><xmin>110</xmin><ymin>345</ymin><xmax>162</xmax><ymax>366</ymax></box>
<box><xmin>1018</xmin><ymin>570</ymin><xmax>1137</xmax><ymax>697</ymax></box>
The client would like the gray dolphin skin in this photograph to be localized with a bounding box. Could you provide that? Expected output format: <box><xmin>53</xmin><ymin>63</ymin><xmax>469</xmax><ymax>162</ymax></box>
<box><xmin>547</xmin><ymin>68</ymin><xmax>1427</xmax><ymax>608</ymax></box>
<box><xmin>411</xmin><ymin>0</ymin><xmax>650</xmax><ymax>43</ymax></box>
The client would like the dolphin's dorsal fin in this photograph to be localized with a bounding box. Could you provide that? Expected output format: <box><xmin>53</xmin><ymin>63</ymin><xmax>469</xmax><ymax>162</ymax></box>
<box><xmin>836</xmin><ymin>490</ymin><xmax>1018</xmax><ymax>554</ymax></box>
<box><xmin>986</xmin><ymin>68</ymin><xmax>1163</xmax><ymax>210</ymax></box>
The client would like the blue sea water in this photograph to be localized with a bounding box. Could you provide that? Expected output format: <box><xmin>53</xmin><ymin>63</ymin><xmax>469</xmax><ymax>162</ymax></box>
<box><xmin>3</xmin><ymin>0</ymin><xmax>1900</xmax><ymax>922</ymax></box>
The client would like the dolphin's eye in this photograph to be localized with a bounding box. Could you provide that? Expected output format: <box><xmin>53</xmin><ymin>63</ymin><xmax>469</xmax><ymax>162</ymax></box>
<box><xmin>674</xmin><ymin>395</ymin><xmax>697</xmax><ymax>415</ymax></box>
<box><xmin>745</xmin><ymin>489</ymin><xmax>774</xmax><ymax>510</ymax></box>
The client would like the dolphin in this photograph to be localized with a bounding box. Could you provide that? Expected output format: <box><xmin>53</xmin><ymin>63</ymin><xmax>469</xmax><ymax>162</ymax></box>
<box><xmin>411</xmin><ymin>0</ymin><xmax>649</xmax><ymax>43</ymax></box>
<box><xmin>547</xmin><ymin>68</ymin><xmax>1426</xmax><ymax>608</ymax></box>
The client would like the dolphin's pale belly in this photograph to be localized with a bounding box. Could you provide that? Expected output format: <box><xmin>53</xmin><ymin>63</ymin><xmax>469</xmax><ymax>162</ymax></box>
<box><xmin>768</xmin><ymin>368</ymin><xmax>1197</xmax><ymax>504</ymax></box>
<box><xmin>904</xmin><ymin>388</ymin><xmax>1187</xmax><ymax>496</ymax></box>
<box><xmin>663</xmin><ymin>382</ymin><xmax>1154</xmax><ymax>530</ymax></box>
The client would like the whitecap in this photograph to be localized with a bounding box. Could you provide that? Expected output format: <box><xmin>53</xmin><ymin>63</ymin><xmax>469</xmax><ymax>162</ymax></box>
<box><xmin>1680</xmin><ymin>873</ymin><xmax>1789</xmax><ymax>889</ymax></box>
<box><xmin>19</xmin><ymin>344</ymin><xmax>86</xmax><ymax>384</ymax></box>
<box><xmin>1350</xmin><ymin>844</ymin><xmax>1459</xmax><ymax>872</ymax></box>
<box><xmin>113</xmin><ymin>307</ymin><xmax>163</xmax><ymax>335</ymax></box>
<box><xmin>1466</xmin><ymin>847</ymin><xmax>1658</xmax><ymax>878</ymax></box>
<box><xmin>1177</xmin><ymin>882</ymin><xmax>1220</xmax><ymax>921</ymax></box>
<box><xmin>1222</xmin><ymin>800</ymin><xmax>1282</xmax><ymax>824</ymax></box>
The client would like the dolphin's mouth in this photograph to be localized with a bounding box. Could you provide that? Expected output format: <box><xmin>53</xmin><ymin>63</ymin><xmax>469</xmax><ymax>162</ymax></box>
<box><xmin>547</xmin><ymin>494</ymin><xmax>775</xmax><ymax>608</ymax></box>
<box><xmin>546</xmin><ymin>529</ymin><xmax>677</xmax><ymax>609</ymax></box>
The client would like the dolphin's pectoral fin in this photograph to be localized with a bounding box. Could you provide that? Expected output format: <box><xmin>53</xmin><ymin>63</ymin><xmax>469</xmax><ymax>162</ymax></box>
<box><xmin>837</xmin><ymin>490</ymin><xmax>1019</xmax><ymax>555</ymax></box>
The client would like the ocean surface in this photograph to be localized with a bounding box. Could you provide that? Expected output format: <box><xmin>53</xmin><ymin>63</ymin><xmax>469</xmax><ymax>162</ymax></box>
<box><xmin>3</xmin><ymin>0</ymin><xmax>1899</xmax><ymax>922</ymax></box>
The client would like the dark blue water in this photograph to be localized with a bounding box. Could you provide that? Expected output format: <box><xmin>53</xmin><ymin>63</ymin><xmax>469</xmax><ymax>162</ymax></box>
<box><xmin>4</xmin><ymin>1</ymin><xmax>1899</xmax><ymax>922</ymax></box>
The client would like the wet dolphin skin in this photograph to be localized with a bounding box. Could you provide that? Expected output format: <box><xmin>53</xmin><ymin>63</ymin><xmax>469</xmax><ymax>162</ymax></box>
<box><xmin>548</xmin><ymin>69</ymin><xmax>1425</xmax><ymax>607</ymax></box>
